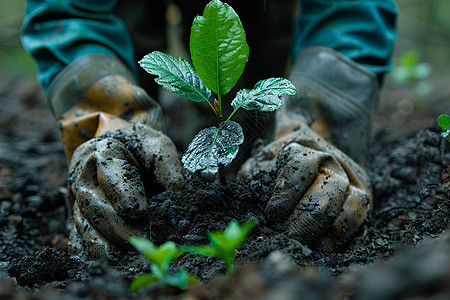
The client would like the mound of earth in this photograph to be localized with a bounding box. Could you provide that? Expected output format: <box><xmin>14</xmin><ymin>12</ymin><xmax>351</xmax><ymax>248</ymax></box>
<box><xmin>0</xmin><ymin>78</ymin><xmax>449</xmax><ymax>299</ymax></box>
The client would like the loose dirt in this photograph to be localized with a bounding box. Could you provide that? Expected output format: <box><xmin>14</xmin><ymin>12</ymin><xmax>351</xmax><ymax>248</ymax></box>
<box><xmin>0</xmin><ymin>78</ymin><xmax>449</xmax><ymax>299</ymax></box>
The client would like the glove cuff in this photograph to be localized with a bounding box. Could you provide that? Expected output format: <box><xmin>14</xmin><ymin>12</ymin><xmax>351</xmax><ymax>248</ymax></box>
<box><xmin>284</xmin><ymin>46</ymin><xmax>379</xmax><ymax>160</ymax></box>
<box><xmin>47</xmin><ymin>53</ymin><xmax>136</xmax><ymax>118</ymax></box>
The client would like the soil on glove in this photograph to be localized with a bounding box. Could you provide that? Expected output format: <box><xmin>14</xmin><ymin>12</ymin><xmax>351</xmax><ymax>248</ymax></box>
<box><xmin>0</xmin><ymin>77</ymin><xmax>449</xmax><ymax>299</ymax></box>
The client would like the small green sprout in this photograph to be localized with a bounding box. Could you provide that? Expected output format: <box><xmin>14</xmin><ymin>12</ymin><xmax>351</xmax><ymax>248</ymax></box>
<box><xmin>139</xmin><ymin>0</ymin><xmax>297</xmax><ymax>184</ymax></box>
<box><xmin>392</xmin><ymin>50</ymin><xmax>432</xmax><ymax>83</ymax></box>
<box><xmin>128</xmin><ymin>238</ymin><xmax>197</xmax><ymax>293</ymax></box>
<box><xmin>391</xmin><ymin>50</ymin><xmax>432</xmax><ymax>96</ymax></box>
<box><xmin>181</xmin><ymin>219</ymin><xmax>256</xmax><ymax>275</ymax></box>
<box><xmin>437</xmin><ymin>113</ymin><xmax>450</xmax><ymax>143</ymax></box>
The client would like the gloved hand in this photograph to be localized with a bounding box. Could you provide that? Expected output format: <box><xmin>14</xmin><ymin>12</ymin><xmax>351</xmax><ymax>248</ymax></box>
<box><xmin>49</xmin><ymin>54</ymin><xmax>185</xmax><ymax>259</ymax></box>
<box><xmin>238</xmin><ymin>47</ymin><xmax>377</xmax><ymax>251</ymax></box>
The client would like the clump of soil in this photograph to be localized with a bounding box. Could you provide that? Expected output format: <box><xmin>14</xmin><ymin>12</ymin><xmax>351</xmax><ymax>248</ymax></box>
<box><xmin>8</xmin><ymin>246</ymin><xmax>81</xmax><ymax>287</ymax></box>
<box><xmin>147</xmin><ymin>172</ymin><xmax>274</xmax><ymax>245</ymax></box>
<box><xmin>1</xmin><ymin>77</ymin><xmax>449</xmax><ymax>299</ymax></box>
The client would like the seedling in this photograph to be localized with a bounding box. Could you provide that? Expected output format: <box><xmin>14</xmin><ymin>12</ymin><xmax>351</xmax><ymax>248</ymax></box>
<box><xmin>392</xmin><ymin>50</ymin><xmax>432</xmax><ymax>96</ymax></box>
<box><xmin>392</xmin><ymin>50</ymin><xmax>432</xmax><ymax>83</ymax></box>
<box><xmin>437</xmin><ymin>114</ymin><xmax>450</xmax><ymax>143</ymax></box>
<box><xmin>139</xmin><ymin>0</ymin><xmax>297</xmax><ymax>184</ymax></box>
<box><xmin>181</xmin><ymin>219</ymin><xmax>256</xmax><ymax>275</ymax></box>
<box><xmin>128</xmin><ymin>238</ymin><xmax>197</xmax><ymax>293</ymax></box>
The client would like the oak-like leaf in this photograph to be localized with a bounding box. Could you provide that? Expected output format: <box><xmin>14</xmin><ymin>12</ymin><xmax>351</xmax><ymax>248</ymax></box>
<box><xmin>181</xmin><ymin>120</ymin><xmax>244</xmax><ymax>176</ymax></box>
<box><xmin>139</xmin><ymin>51</ymin><xmax>211</xmax><ymax>102</ymax></box>
<box><xmin>231</xmin><ymin>77</ymin><xmax>297</xmax><ymax>112</ymax></box>
<box><xmin>129</xmin><ymin>274</ymin><xmax>158</xmax><ymax>293</ymax></box>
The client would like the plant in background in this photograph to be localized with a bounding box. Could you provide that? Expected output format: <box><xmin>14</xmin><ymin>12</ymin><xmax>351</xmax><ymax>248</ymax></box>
<box><xmin>181</xmin><ymin>219</ymin><xmax>256</xmax><ymax>275</ymax></box>
<box><xmin>437</xmin><ymin>113</ymin><xmax>450</xmax><ymax>143</ymax></box>
<box><xmin>391</xmin><ymin>50</ymin><xmax>432</xmax><ymax>96</ymax></box>
<box><xmin>139</xmin><ymin>0</ymin><xmax>297</xmax><ymax>185</ymax></box>
<box><xmin>128</xmin><ymin>238</ymin><xmax>197</xmax><ymax>293</ymax></box>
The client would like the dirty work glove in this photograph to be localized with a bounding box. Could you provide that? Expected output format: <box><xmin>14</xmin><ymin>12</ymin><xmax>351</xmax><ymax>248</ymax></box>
<box><xmin>238</xmin><ymin>47</ymin><xmax>376</xmax><ymax>251</ymax></box>
<box><xmin>49</xmin><ymin>54</ymin><xmax>185</xmax><ymax>259</ymax></box>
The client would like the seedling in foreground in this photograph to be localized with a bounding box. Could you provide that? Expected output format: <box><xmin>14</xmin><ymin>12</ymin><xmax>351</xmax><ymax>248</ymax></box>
<box><xmin>181</xmin><ymin>219</ymin><xmax>256</xmax><ymax>275</ymax></box>
<box><xmin>437</xmin><ymin>113</ymin><xmax>450</xmax><ymax>143</ymax></box>
<box><xmin>128</xmin><ymin>238</ymin><xmax>197</xmax><ymax>293</ymax></box>
<box><xmin>139</xmin><ymin>0</ymin><xmax>297</xmax><ymax>184</ymax></box>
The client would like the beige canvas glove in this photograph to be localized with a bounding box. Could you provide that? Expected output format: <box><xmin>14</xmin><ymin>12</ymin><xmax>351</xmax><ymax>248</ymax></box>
<box><xmin>238</xmin><ymin>47</ymin><xmax>377</xmax><ymax>251</ymax></box>
<box><xmin>49</xmin><ymin>54</ymin><xmax>185</xmax><ymax>258</ymax></box>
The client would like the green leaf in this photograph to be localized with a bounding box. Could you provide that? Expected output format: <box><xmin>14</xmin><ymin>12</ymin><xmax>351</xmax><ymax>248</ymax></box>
<box><xmin>231</xmin><ymin>78</ymin><xmax>297</xmax><ymax>112</ymax></box>
<box><xmin>240</xmin><ymin>218</ymin><xmax>258</xmax><ymax>236</ymax></box>
<box><xmin>129</xmin><ymin>238</ymin><xmax>182</xmax><ymax>271</ymax></box>
<box><xmin>181</xmin><ymin>219</ymin><xmax>256</xmax><ymax>275</ymax></box>
<box><xmin>209</xmin><ymin>219</ymin><xmax>256</xmax><ymax>253</ymax></box>
<box><xmin>139</xmin><ymin>51</ymin><xmax>211</xmax><ymax>102</ymax></box>
<box><xmin>154</xmin><ymin>241</ymin><xmax>183</xmax><ymax>271</ymax></box>
<box><xmin>224</xmin><ymin>219</ymin><xmax>243</xmax><ymax>240</ymax></box>
<box><xmin>437</xmin><ymin>114</ymin><xmax>450</xmax><ymax>130</ymax></box>
<box><xmin>209</xmin><ymin>231</ymin><xmax>237</xmax><ymax>253</ymax></box>
<box><xmin>187</xmin><ymin>273</ymin><xmax>198</xmax><ymax>286</ymax></box>
<box><xmin>129</xmin><ymin>273</ymin><xmax>158</xmax><ymax>293</ymax></box>
<box><xmin>129</xmin><ymin>238</ymin><xmax>196</xmax><ymax>291</ymax></box>
<box><xmin>437</xmin><ymin>114</ymin><xmax>450</xmax><ymax>142</ymax></box>
<box><xmin>399</xmin><ymin>50</ymin><xmax>419</xmax><ymax>66</ymax></box>
<box><xmin>129</xmin><ymin>236</ymin><xmax>156</xmax><ymax>260</ymax></box>
<box><xmin>181</xmin><ymin>245</ymin><xmax>218</xmax><ymax>257</ymax></box>
<box><xmin>181</xmin><ymin>120</ymin><xmax>244</xmax><ymax>176</ymax></box>
<box><xmin>190</xmin><ymin>0</ymin><xmax>249</xmax><ymax>96</ymax></box>
<box><xmin>150</xmin><ymin>264</ymin><xmax>165</xmax><ymax>282</ymax></box>
<box><xmin>165</xmin><ymin>269</ymin><xmax>197</xmax><ymax>289</ymax></box>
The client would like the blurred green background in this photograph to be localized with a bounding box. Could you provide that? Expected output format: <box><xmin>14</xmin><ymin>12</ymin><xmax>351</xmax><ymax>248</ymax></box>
<box><xmin>0</xmin><ymin>0</ymin><xmax>35</xmax><ymax>82</ymax></box>
<box><xmin>378</xmin><ymin>0</ymin><xmax>450</xmax><ymax>132</ymax></box>
<box><xmin>0</xmin><ymin>0</ymin><xmax>447</xmax><ymax>131</ymax></box>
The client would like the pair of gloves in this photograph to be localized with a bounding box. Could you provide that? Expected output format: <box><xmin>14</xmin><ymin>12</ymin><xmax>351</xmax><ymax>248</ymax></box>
<box><xmin>50</xmin><ymin>47</ymin><xmax>377</xmax><ymax>258</ymax></box>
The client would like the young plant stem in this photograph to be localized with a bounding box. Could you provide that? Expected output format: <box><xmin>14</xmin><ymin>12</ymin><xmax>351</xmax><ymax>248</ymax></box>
<box><xmin>226</xmin><ymin>106</ymin><xmax>241</xmax><ymax>122</ymax></box>
<box><xmin>217</xmin><ymin>94</ymin><xmax>223</xmax><ymax>126</ymax></box>
<box><xmin>218</xmin><ymin>164</ymin><xmax>227</xmax><ymax>186</ymax></box>
<box><xmin>221</xmin><ymin>255</ymin><xmax>234</xmax><ymax>275</ymax></box>
<box><xmin>216</xmin><ymin>94</ymin><xmax>226</xmax><ymax>186</ymax></box>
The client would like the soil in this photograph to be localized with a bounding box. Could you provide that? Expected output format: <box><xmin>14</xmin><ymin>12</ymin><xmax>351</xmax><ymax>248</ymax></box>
<box><xmin>0</xmin><ymin>77</ymin><xmax>449</xmax><ymax>299</ymax></box>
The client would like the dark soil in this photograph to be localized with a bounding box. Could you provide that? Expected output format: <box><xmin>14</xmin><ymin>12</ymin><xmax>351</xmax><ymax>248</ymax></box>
<box><xmin>1</xmin><ymin>77</ymin><xmax>449</xmax><ymax>299</ymax></box>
